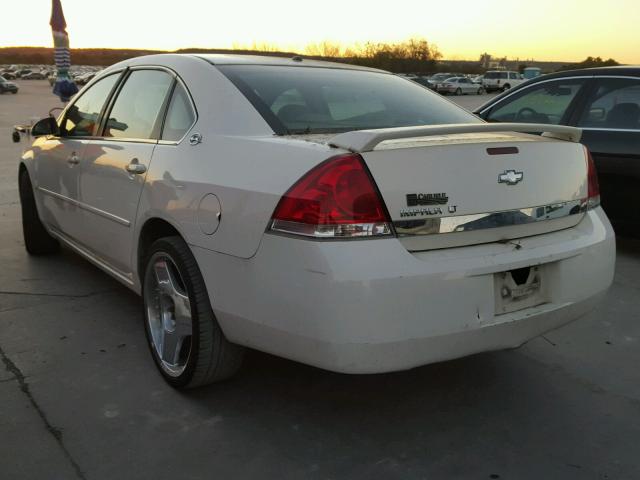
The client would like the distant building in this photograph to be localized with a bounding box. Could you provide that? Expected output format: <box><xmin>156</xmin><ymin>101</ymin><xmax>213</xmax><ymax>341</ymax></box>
<box><xmin>479</xmin><ymin>53</ymin><xmax>506</xmax><ymax>70</ymax></box>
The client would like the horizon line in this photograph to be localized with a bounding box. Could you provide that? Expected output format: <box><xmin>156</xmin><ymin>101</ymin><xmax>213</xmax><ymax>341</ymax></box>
<box><xmin>0</xmin><ymin>45</ymin><xmax>588</xmax><ymax>65</ymax></box>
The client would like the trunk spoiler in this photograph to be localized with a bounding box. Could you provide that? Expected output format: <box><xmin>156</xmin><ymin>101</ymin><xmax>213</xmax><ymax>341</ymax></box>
<box><xmin>328</xmin><ymin>123</ymin><xmax>583</xmax><ymax>153</ymax></box>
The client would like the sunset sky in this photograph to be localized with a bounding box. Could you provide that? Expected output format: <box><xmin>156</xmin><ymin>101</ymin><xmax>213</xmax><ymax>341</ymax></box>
<box><xmin>1</xmin><ymin>0</ymin><xmax>639</xmax><ymax>63</ymax></box>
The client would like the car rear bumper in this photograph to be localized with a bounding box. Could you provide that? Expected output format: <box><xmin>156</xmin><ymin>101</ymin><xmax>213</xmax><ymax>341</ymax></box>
<box><xmin>192</xmin><ymin>208</ymin><xmax>615</xmax><ymax>373</ymax></box>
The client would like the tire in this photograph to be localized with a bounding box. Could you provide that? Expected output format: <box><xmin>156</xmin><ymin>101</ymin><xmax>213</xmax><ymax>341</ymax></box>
<box><xmin>455</xmin><ymin>88</ymin><xmax>462</xmax><ymax>96</ymax></box>
<box><xmin>142</xmin><ymin>236</ymin><xmax>244</xmax><ymax>388</ymax></box>
<box><xmin>477</xmin><ymin>87</ymin><xmax>484</xmax><ymax>95</ymax></box>
<box><xmin>502</xmin><ymin>84</ymin><xmax>511</xmax><ymax>92</ymax></box>
<box><xmin>18</xmin><ymin>170</ymin><xmax>60</xmax><ymax>255</ymax></box>
<box><xmin>12</xmin><ymin>91</ymin><xmax>17</xmax><ymax>94</ymax></box>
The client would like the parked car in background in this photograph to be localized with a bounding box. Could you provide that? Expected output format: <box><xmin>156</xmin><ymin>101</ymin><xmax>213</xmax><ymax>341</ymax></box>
<box><xmin>483</xmin><ymin>70</ymin><xmax>524</xmax><ymax>92</ymax></box>
<box><xmin>75</xmin><ymin>72</ymin><xmax>96</xmax><ymax>85</ymax></box>
<box><xmin>408</xmin><ymin>75</ymin><xmax>433</xmax><ymax>89</ymax></box>
<box><xmin>16</xmin><ymin>54</ymin><xmax>614</xmax><ymax>388</ymax></box>
<box><xmin>523</xmin><ymin>67</ymin><xmax>542</xmax><ymax>80</ymax></box>
<box><xmin>0</xmin><ymin>75</ymin><xmax>19</xmax><ymax>94</ymax></box>
<box><xmin>475</xmin><ymin>66</ymin><xmax>640</xmax><ymax>235</ymax></box>
<box><xmin>22</xmin><ymin>71</ymin><xmax>46</xmax><ymax>80</ymax></box>
<box><xmin>436</xmin><ymin>76</ymin><xmax>484</xmax><ymax>95</ymax></box>
<box><xmin>427</xmin><ymin>73</ymin><xmax>455</xmax><ymax>90</ymax></box>
<box><xmin>2</xmin><ymin>71</ymin><xmax>17</xmax><ymax>80</ymax></box>
<box><xmin>16</xmin><ymin>69</ymin><xmax>32</xmax><ymax>78</ymax></box>
<box><xmin>472</xmin><ymin>75</ymin><xmax>484</xmax><ymax>84</ymax></box>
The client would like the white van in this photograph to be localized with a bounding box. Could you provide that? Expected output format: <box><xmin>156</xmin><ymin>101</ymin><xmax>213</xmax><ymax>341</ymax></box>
<box><xmin>483</xmin><ymin>70</ymin><xmax>524</xmax><ymax>92</ymax></box>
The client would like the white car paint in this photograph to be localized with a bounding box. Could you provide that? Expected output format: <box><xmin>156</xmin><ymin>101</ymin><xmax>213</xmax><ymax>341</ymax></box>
<box><xmin>483</xmin><ymin>70</ymin><xmax>525</xmax><ymax>92</ymax></box>
<box><xmin>436</xmin><ymin>76</ymin><xmax>482</xmax><ymax>95</ymax></box>
<box><xmin>20</xmin><ymin>54</ymin><xmax>615</xmax><ymax>374</ymax></box>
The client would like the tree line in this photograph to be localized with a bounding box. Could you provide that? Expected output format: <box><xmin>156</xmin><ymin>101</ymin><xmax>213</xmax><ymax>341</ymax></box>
<box><xmin>0</xmin><ymin>43</ymin><xmax>620</xmax><ymax>75</ymax></box>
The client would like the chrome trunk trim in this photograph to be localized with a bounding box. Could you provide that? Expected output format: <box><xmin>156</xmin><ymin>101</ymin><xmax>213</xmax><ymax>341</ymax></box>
<box><xmin>395</xmin><ymin>199</ymin><xmax>586</xmax><ymax>237</ymax></box>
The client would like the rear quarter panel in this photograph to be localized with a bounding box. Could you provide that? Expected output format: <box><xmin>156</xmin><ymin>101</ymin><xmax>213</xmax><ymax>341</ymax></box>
<box><xmin>138</xmin><ymin>134</ymin><xmax>336</xmax><ymax>261</ymax></box>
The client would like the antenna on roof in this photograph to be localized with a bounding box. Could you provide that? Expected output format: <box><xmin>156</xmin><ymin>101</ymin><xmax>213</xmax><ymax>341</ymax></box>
<box><xmin>291</xmin><ymin>56</ymin><xmax>303</xmax><ymax>62</ymax></box>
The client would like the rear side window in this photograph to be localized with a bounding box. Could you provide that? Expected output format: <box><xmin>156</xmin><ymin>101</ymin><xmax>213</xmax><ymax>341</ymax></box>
<box><xmin>486</xmin><ymin>79</ymin><xmax>585</xmax><ymax>124</ymax></box>
<box><xmin>104</xmin><ymin>70</ymin><xmax>173</xmax><ymax>140</ymax></box>
<box><xmin>578</xmin><ymin>77</ymin><xmax>640</xmax><ymax>130</ymax></box>
<box><xmin>63</xmin><ymin>74</ymin><xmax>119</xmax><ymax>137</ymax></box>
<box><xmin>218</xmin><ymin>65</ymin><xmax>478</xmax><ymax>134</ymax></box>
<box><xmin>484</xmin><ymin>72</ymin><xmax>508</xmax><ymax>80</ymax></box>
<box><xmin>161</xmin><ymin>82</ymin><xmax>196</xmax><ymax>142</ymax></box>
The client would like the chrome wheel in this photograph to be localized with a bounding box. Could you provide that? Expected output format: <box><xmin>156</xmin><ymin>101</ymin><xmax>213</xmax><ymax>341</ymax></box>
<box><xmin>144</xmin><ymin>252</ymin><xmax>193</xmax><ymax>377</ymax></box>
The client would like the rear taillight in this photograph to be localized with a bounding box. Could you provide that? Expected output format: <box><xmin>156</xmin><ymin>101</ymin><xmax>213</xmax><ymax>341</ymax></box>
<box><xmin>269</xmin><ymin>153</ymin><xmax>393</xmax><ymax>238</ymax></box>
<box><xmin>585</xmin><ymin>147</ymin><xmax>600</xmax><ymax>209</ymax></box>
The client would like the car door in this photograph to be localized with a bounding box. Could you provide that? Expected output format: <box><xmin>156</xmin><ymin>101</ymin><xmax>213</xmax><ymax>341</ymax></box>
<box><xmin>77</xmin><ymin>68</ymin><xmax>174</xmax><ymax>277</ymax></box>
<box><xmin>570</xmin><ymin>76</ymin><xmax>640</xmax><ymax>228</ymax></box>
<box><xmin>461</xmin><ymin>77</ymin><xmax>474</xmax><ymax>93</ymax></box>
<box><xmin>34</xmin><ymin>73</ymin><xmax>120</xmax><ymax>242</ymax></box>
<box><xmin>508</xmin><ymin>72</ymin><xmax>520</xmax><ymax>87</ymax></box>
<box><xmin>480</xmin><ymin>77</ymin><xmax>589</xmax><ymax>125</ymax></box>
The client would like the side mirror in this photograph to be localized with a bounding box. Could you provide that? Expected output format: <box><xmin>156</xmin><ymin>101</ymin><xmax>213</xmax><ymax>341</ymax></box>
<box><xmin>31</xmin><ymin>117</ymin><xmax>60</xmax><ymax>137</ymax></box>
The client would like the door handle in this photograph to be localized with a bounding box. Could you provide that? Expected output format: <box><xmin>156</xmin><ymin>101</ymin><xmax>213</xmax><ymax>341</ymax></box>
<box><xmin>67</xmin><ymin>153</ymin><xmax>79</xmax><ymax>165</ymax></box>
<box><xmin>125</xmin><ymin>159</ymin><xmax>147</xmax><ymax>175</ymax></box>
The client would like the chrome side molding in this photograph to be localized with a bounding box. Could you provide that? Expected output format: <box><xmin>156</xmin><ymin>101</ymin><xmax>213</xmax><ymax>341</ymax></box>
<box><xmin>395</xmin><ymin>199</ymin><xmax>587</xmax><ymax>236</ymax></box>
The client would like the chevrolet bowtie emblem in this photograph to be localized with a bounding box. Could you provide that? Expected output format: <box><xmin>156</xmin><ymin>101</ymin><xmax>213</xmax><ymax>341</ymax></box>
<box><xmin>498</xmin><ymin>169</ymin><xmax>524</xmax><ymax>185</ymax></box>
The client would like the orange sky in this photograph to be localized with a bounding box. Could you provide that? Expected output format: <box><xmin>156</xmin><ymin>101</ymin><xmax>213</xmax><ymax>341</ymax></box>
<box><xmin>1</xmin><ymin>0</ymin><xmax>638</xmax><ymax>63</ymax></box>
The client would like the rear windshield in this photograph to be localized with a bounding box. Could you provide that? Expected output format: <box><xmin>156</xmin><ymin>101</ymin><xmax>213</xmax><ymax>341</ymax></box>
<box><xmin>218</xmin><ymin>65</ymin><xmax>479</xmax><ymax>135</ymax></box>
<box><xmin>485</xmin><ymin>72</ymin><xmax>508</xmax><ymax>79</ymax></box>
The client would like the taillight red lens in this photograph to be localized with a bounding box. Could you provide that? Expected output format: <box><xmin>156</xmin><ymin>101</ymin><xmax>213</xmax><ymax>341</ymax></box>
<box><xmin>270</xmin><ymin>153</ymin><xmax>392</xmax><ymax>238</ymax></box>
<box><xmin>585</xmin><ymin>147</ymin><xmax>600</xmax><ymax>209</ymax></box>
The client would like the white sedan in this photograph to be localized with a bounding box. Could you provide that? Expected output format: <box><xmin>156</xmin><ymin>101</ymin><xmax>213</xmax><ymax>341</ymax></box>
<box><xmin>435</xmin><ymin>76</ymin><xmax>484</xmax><ymax>95</ymax></box>
<box><xmin>17</xmin><ymin>54</ymin><xmax>615</xmax><ymax>388</ymax></box>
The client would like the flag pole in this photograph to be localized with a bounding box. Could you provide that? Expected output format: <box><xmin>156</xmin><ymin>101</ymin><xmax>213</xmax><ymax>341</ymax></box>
<box><xmin>50</xmin><ymin>0</ymin><xmax>78</xmax><ymax>103</ymax></box>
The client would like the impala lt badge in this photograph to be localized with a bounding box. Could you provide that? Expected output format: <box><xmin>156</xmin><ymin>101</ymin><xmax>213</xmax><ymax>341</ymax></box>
<box><xmin>402</xmin><ymin>192</ymin><xmax>456</xmax><ymax>217</ymax></box>
<box><xmin>498</xmin><ymin>170</ymin><xmax>524</xmax><ymax>185</ymax></box>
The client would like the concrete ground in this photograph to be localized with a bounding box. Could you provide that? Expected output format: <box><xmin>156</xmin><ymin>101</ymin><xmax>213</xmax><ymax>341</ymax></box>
<box><xmin>1</xmin><ymin>81</ymin><xmax>639</xmax><ymax>480</ymax></box>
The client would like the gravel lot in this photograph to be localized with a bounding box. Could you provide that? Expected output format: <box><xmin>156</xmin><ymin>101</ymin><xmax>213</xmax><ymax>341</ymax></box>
<box><xmin>1</xmin><ymin>81</ymin><xmax>640</xmax><ymax>480</ymax></box>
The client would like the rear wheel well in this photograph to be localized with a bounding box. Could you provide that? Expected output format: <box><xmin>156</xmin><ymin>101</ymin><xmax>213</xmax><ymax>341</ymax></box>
<box><xmin>137</xmin><ymin>218</ymin><xmax>182</xmax><ymax>282</ymax></box>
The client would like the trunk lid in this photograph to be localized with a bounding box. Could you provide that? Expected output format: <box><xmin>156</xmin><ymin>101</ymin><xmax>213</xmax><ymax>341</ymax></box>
<box><xmin>356</xmin><ymin>132</ymin><xmax>588</xmax><ymax>251</ymax></box>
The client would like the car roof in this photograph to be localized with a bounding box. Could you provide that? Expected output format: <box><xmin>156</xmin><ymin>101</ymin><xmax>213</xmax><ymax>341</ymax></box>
<box><xmin>105</xmin><ymin>53</ymin><xmax>389</xmax><ymax>76</ymax></box>
<box><xmin>528</xmin><ymin>65</ymin><xmax>640</xmax><ymax>80</ymax></box>
<box><xmin>193</xmin><ymin>53</ymin><xmax>386</xmax><ymax>72</ymax></box>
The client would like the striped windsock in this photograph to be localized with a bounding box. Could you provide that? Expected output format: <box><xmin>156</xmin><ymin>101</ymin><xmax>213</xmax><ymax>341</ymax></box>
<box><xmin>50</xmin><ymin>0</ymin><xmax>78</xmax><ymax>101</ymax></box>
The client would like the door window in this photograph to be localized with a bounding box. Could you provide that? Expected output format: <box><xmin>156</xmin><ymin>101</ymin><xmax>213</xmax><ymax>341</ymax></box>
<box><xmin>63</xmin><ymin>74</ymin><xmax>119</xmax><ymax>137</ymax></box>
<box><xmin>161</xmin><ymin>82</ymin><xmax>196</xmax><ymax>142</ymax></box>
<box><xmin>577</xmin><ymin>77</ymin><xmax>640</xmax><ymax>130</ymax></box>
<box><xmin>103</xmin><ymin>70</ymin><xmax>173</xmax><ymax>140</ymax></box>
<box><xmin>485</xmin><ymin>79</ymin><xmax>586</xmax><ymax>124</ymax></box>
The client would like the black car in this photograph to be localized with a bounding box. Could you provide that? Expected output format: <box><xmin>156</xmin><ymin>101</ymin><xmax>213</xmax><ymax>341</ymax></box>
<box><xmin>0</xmin><ymin>75</ymin><xmax>18</xmax><ymax>94</ymax></box>
<box><xmin>475</xmin><ymin>66</ymin><xmax>640</xmax><ymax>235</ymax></box>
